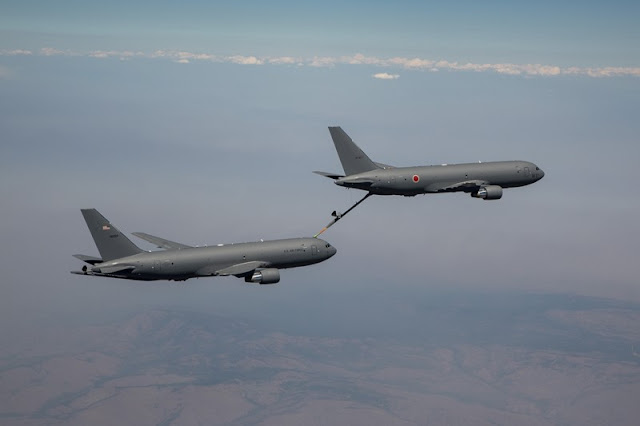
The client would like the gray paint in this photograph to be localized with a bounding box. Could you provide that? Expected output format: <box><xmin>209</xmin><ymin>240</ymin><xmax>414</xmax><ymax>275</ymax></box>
<box><xmin>72</xmin><ymin>209</ymin><xmax>336</xmax><ymax>282</ymax></box>
<box><xmin>316</xmin><ymin>127</ymin><xmax>544</xmax><ymax>198</ymax></box>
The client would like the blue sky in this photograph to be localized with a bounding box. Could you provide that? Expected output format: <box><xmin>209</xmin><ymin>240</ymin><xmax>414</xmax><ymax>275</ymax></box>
<box><xmin>1</xmin><ymin>1</ymin><xmax>639</xmax><ymax>325</ymax></box>
<box><xmin>2</xmin><ymin>1</ymin><xmax>639</xmax><ymax>66</ymax></box>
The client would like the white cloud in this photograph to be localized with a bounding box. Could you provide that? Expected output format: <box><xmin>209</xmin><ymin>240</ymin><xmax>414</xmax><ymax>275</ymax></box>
<box><xmin>150</xmin><ymin>50</ymin><xmax>214</xmax><ymax>62</ymax></box>
<box><xmin>523</xmin><ymin>64</ymin><xmax>562</xmax><ymax>76</ymax></box>
<box><xmin>0</xmin><ymin>49</ymin><xmax>32</xmax><ymax>56</ymax></box>
<box><xmin>393</xmin><ymin>57</ymin><xmax>435</xmax><ymax>69</ymax></box>
<box><xmin>177</xmin><ymin>51</ymin><xmax>215</xmax><ymax>61</ymax></box>
<box><xmin>309</xmin><ymin>56</ymin><xmax>336</xmax><ymax>67</ymax></box>
<box><xmin>151</xmin><ymin>50</ymin><xmax>169</xmax><ymax>58</ymax></box>
<box><xmin>40</xmin><ymin>47</ymin><xmax>70</xmax><ymax>56</ymax></box>
<box><xmin>89</xmin><ymin>50</ymin><xmax>143</xmax><ymax>60</ymax></box>
<box><xmin>582</xmin><ymin>66</ymin><xmax>640</xmax><ymax>78</ymax></box>
<box><xmin>89</xmin><ymin>51</ymin><xmax>110</xmax><ymax>59</ymax></box>
<box><xmin>268</xmin><ymin>56</ymin><xmax>300</xmax><ymax>65</ymax></box>
<box><xmin>344</xmin><ymin>53</ymin><xmax>385</xmax><ymax>66</ymax></box>
<box><xmin>227</xmin><ymin>55</ymin><xmax>263</xmax><ymax>65</ymax></box>
<box><xmin>89</xmin><ymin>50</ymin><xmax>121</xmax><ymax>59</ymax></box>
<box><xmin>1</xmin><ymin>47</ymin><xmax>638</xmax><ymax>78</ymax></box>
<box><xmin>373</xmin><ymin>72</ymin><xmax>399</xmax><ymax>80</ymax></box>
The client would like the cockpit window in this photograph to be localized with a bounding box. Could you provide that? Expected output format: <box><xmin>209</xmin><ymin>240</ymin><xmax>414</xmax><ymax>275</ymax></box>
<box><xmin>325</xmin><ymin>244</ymin><xmax>331</xmax><ymax>248</ymax></box>
<box><xmin>536</xmin><ymin>167</ymin><xmax>539</xmax><ymax>170</ymax></box>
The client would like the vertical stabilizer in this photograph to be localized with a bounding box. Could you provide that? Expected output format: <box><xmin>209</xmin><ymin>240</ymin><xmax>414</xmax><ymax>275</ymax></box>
<box><xmin>328</xmin><ymin>127</ymin><xmax>380</xmax><ymax>175</ymax></box>
<box><xmin>81</xmin><ymin>209</ymin><xmax>142</xmax><ymax>261</ymax></box>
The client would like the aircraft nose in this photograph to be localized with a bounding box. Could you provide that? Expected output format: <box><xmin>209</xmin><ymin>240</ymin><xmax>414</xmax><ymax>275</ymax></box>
<box><xmin>327</xmin><ymin>245</ymin><xmax>337</xmax><ymax>258</ymax></box>
<box><xmin>538</xmin><ymin>168</ymin><xmax>545</xmax><ymax>179</ymax></box>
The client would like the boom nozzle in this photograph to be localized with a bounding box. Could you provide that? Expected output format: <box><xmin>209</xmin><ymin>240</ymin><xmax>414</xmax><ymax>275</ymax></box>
<box><xmin>313</xmin><ymin>193</ymin><xmax>371</xmax><ymax>238</ymax></box>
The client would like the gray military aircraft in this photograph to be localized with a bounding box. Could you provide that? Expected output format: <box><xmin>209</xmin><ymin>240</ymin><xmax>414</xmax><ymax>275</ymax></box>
<box><xmin>314</xmin><ymin>127</ymin><xmax>544</xmax><ymax>199</ymax></box>
<box><xmin>72</xmin><ymin>209</ymin><xmax>336</xmax><ymax>283</ymax></box>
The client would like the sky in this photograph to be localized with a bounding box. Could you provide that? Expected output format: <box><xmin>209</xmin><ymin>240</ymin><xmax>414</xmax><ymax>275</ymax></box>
<box><xmin>1</xmin><ymin>0</ymin><xmax>640</xmax><ymax>332</ymax></box>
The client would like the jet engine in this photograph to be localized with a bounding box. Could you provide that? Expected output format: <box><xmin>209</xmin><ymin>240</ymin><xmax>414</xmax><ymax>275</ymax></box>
<box><xmin>245</xmin><ymin>268</ymin><xmax>280</xmax><ymax>284</ymax></box>
<box><xmin>472</xmin><ymin>185</ymin><xmax>503</xmax><ymax>200</ymax></box>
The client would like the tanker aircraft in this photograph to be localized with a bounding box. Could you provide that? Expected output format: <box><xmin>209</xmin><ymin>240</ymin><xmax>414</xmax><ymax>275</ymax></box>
<box><xmin>314</xmin><ymin>127</ymin><xmax>544</xmax><ymax>200</ymax></box>
<box><xmin>72</xmin><ymin>209</ymin><xmax>336</xmax><ymax>283</ymax></box>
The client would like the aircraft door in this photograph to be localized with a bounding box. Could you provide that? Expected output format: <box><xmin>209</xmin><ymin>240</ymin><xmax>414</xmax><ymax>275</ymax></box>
<box><xmin>152</xmin><ymin>260</ymin><xmax>161</xmax><ymax>272</ymax></box>
<box><xmin>311</xmin><ymin>245</ymin><xmax>318</xmax><ymax>256</ymax></box>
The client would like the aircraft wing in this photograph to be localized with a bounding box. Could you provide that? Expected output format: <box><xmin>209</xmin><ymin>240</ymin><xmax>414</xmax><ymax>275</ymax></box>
<box><xmin>214</xmin><ymin>261</ymin><xmax>271</xmax><ymax>277</ymax></box>
<box><xmin>73</xmin><ymin>254</ymin><xmax>103</xmax><ymax>265</ymax></box>
<box><xmin>132</xmin><ymin>232</ymin><xmax>193</xmax><ymax>250</ymax></box>
<box><xmin>313</xmin><ymin>171</ymin><xmax>344</xmax><ymax>180</ymax></box>
<box><xmin>427</xmin><ymin>180</ymin><xmax>488</xmax><ymax>193</ymax></box>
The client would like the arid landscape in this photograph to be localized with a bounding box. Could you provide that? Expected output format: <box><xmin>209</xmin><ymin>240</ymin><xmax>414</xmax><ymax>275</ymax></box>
<box><xmin>2</xmin><ymin>291</ymin><xmax>639</xmax><ymax>425</ymax></box>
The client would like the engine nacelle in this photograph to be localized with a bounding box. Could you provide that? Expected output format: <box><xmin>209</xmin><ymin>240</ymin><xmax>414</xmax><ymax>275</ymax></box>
<box><xmin>245</xmin><ymin>268</ymin><xmax>280</xmax><ymax>285</ymax></box>
<box><xmin>472</xmin><ymin>185</ymin><xmax>503</xmax><ymax>200</ymax></box>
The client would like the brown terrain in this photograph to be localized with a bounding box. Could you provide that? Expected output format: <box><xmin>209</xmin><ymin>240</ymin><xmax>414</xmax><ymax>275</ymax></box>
<box><xmin>1</xmin><ymin>292</ymin><xmax>640</xmax><ymax>425</ymax></box>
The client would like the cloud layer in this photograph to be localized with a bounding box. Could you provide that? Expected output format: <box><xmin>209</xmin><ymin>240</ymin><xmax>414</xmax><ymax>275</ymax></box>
<box><xmin>372</xmin><ymin>72</ymin><xmax>400</xmax><ymax>80</ymax></box>
<box><xmin>2</xmin><ymin>48</ymin><xmax>639</xmax><ymax>78</ymax></box>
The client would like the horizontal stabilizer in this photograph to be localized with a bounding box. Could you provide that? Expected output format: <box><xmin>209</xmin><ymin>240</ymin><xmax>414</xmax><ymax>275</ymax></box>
<box><xmin>73</xmin><ymin>254</ymin><xmax>103</xmax><ymax>265</ymax></box>
<box><xmin>93</xmin><ymin>264</ymin><xmax>135</xmax><ymax>274</ymax></box>
<box><xmin>313</xmin><ymin>171</ymin><xmax>344</xmax><ymax>180</ymax></box>
<box><xmin>215</xmin><ymin>261</ymin><xmax>270</xmax><ymax>277</ymax></box>
<box><xmin>132</xmin><ymin>232</ymin><xmax>193</xmax><ymax>250</ymax></box>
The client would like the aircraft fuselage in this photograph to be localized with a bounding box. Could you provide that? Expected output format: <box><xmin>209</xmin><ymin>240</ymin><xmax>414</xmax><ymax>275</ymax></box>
<box><xmin>335</xmin><ymin>160</ymin><xmax>544</xmax><ymax>196</ymax></box>
<box><xmin>81</xmin><ymin>237</ymin><xmax>336</xmax><ymax>281</ymax></box>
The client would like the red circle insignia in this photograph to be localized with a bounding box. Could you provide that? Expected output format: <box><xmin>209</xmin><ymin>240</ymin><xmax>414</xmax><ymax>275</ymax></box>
<box><xmin>412</xmin><ymin>175</ymin><xmax>420</xmax><ymax>183</ymax></box>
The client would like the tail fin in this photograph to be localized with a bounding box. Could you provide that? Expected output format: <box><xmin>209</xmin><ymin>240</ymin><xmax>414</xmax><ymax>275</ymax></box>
<box><xmin>328</xmin><ymin>127</ymin><xmax>380</xmax><ymax>176</ymax></box>
<box><xmin>81</xmin><ymin>209</ymin><xmax>143</xmax><ymax>261</ymax></box>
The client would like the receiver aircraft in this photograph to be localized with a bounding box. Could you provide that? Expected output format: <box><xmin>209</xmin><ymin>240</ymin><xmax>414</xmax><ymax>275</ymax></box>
<box><xmin>72</xmin><ymin>209</ymin><xmax>336</xmax><ymax>283</ymax></box>
<box><xmin>315</xmin><ymin>127</ymin><xmax>544</xmax><ymax>200</ymax></box>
